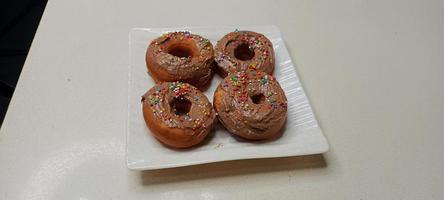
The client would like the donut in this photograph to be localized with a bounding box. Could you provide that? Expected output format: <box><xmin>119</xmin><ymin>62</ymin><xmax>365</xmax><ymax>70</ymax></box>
<box><xmin>214</xmin><ymin>30</ymin><xmax>275</xmax><ymax>77</ymax></box>
<box><xmin>142</xmin><ymin>82</ymin><xmax>216</xmax><ymax>148</ymax></box>
<box><xmin>213</xmin><ymin>70</ymin><xmax>287</xmax><ymax>140</ymax></box>
<box><xmin>146</xmin><ymin>31</ymin><xmax>214</xmax><ymax>89</ymax></box>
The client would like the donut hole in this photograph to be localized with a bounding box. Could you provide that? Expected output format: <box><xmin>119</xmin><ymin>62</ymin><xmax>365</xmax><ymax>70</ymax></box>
<box><xmin>251</xmin><ymin>93</ymin><xmax>266</xmax><ymax>104</ymax></box>
<box><xmin>167</xmin><ymin>43</ymin><xmax>196</xmax><ymax>58</ymax></box>
<box><xmin>234</xmin><ymin>43</ymin><xmax>255</xmax><ymax>61</ymax></box>
<box><xmin>170</xmin><ymin>96</ymin><xmax>192</xmax><ymax>116</ymax></box>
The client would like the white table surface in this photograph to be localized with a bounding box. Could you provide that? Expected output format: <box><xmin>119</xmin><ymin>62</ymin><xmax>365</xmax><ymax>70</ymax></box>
<box><xmin>1</xmin><ymin>0</ymin><xmax>443</xmax><ymax>199</ymax></box>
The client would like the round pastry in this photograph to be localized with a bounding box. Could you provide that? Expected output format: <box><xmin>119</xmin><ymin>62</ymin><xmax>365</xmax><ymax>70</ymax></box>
<box><xmin>142</xmin><ymin>82</ymin><xmax>216</xmax><ymax>148</ymax></box>
<box><xmin>214</xmin><ymin>30</ymin><xmax>275</xmax><ymax>77</ymax></box>
<box><xmin>146</xmin><ymin>31</ymin><xmax>214</xmax><ymax>89</ymax></box>
<box><xmin>213</xmin><ymin>70</ymin><xmax>287</xmax><ymax>140</ymax></box>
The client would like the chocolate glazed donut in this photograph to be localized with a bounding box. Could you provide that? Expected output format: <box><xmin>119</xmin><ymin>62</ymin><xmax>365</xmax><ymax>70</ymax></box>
<box><xmin>213</xmin><ymin>70</ymin><xmax>287</xmax><ymax>140</ymax></box>
<box><xmin>146</xmin><ymin>31</ymin><xmax>214</xmax><ymax>89</ymax></box>
<box><xmin>214</xmin><ymin>30</ymin><xmax>275</xmax><ymax>77</ymax></box>
<box><xmin>142</xmin><ymin>82</ymin><xmax>216</xmax><ymax>148</ymax></box>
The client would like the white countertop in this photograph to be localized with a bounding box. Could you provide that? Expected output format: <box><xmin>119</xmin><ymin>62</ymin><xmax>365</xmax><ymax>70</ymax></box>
<box><xmin>1</xmin><ymin>0</ymin><xmax>443</xmax><ymax>199</ymax></box>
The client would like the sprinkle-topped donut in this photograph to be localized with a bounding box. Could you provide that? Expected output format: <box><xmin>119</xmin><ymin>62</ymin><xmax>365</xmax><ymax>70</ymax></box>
<box><xmin>213</xmin><ymin>70</ymin><xmax>287</xmax><ymax>140</ymax></box>
<box><xmin>142</xmin><ymin>82</ymin><xmax>216</xmax><ymax>148</ymax></box>
<box><xmin>214</xmin><ymin>30</ymin><xmax>275</xmax><ymax>77</ymax></box>
<box><xmin>146</xmin><ymin>31</ymin><xmax>214</xmax><ymax>89</ymax></box>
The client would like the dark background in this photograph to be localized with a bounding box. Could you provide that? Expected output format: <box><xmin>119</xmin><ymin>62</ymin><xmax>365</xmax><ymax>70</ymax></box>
<box><xmin>0</xmin><ymin>0</ymin><xmax>47</xmax><ymax>126</ymax></box>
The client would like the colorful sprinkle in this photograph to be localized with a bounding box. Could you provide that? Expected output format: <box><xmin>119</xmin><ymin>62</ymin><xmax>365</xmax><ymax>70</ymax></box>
<box><xmin>230</xmin><ymin>75</ymin><xmax>240</xmax><ymax>86</ymax></box>
<box><xmin>204</xmin><ymin>39</ymin><xmax>211</xmax><ymax>46</ymax></box>
<box><xmin>147</xmin><ymin>95</ymin><xmax>160</xmax><ymax>105</ymax></box>
<box><xmin>169</xmin><ymin>82</ymin><xmax>190</xmax><ymax>97</ymax></box>
<box><xmin>260</xmin><ymin>75</ymin><xmax>268</xmax><ymax>85</ymax></box>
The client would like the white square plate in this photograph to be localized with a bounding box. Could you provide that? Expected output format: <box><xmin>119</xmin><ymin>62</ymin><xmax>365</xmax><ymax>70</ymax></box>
<box><xmin>127</xmin><ymin>26</ymin><xmax>329</xmax><ymax>170</ymax></box>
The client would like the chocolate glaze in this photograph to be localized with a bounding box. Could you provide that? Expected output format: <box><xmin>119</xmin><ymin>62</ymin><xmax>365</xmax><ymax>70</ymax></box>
<box><xmin>146</xmin><ymin>32</ymin><xmax>214</xmax><ymax>89</ymax></box>
<box><xmin>213</xmin><ymin>70</ymin><xmax>287</xmax><ymax>140</ymax></box>
<box><xmin>142</xmin><ymin>82</ymin><xmax>216</xmax><ymax>148</ymax></box>
<box><xmin>214</xmin><ymin>31</ymin><xmax>275</xmax><ymax>77</ymax></box>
